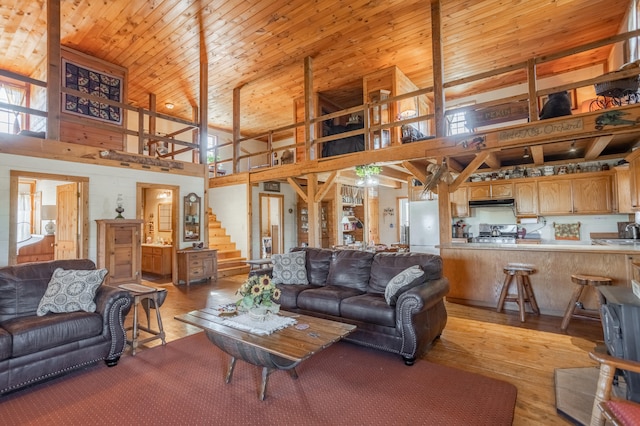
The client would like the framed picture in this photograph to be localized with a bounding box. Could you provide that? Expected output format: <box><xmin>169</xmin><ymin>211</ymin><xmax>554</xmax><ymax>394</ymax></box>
<box><xmin>538</xmin><ymin>88</ymin><xmax>579</xmax><ymax>112</ymax></box>
<box><xmin>264</xmin><ymin>181</ymin><xmax>280</xmax><ymax>192</ymax></box>
<box><xmin>62</xmin><ymin>59</ymin><xmax>123</xmax><ymax>125</ymax></box>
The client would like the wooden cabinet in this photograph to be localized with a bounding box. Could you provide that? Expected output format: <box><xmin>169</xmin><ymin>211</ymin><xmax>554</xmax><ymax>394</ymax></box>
<box><xmin>628</xmin><ymin>154</ymin><xmax>640</xmax><ymax>210</ymax></box>
<box><xmin>468</xmin><ymin>184</ymin><xmax>491</xmax><ymax>200</ymax></box>
<box><xmin>572</xmin><ymin>175</ymin><xmax>612</xmax><ymax>214</ymax></box>
<box><xmin>298</xmin><ymin>200</ymin><xmax>333</xmax><ymax>248</ymax></box>
<box><xmin>538</xmin><ymin>180</ymin><xmax>573</xmax><ymax>215</ymax></box>
<box><xmin>96</xmin><ymin>219</ymin><xmax>143</xmax><ymax>285</ymax></box>
<box><xmin>177</xmin><ymin>248</ymin><xmax>217</xmax><ymax>286</ymax></box>
<box><xmin>451</xmin><ymin>187</ymin><xmax>469</xmax><ymax>218</ymax></box>
<box><xmin>467</xmin><ymin>182</ymin><xmax>513</xmax><ymax>200</ymax></box>
<box><xmin>616</xmin><ymin>165</ymin><xmax>633</xmax><ymax>213</ymax></box>
<box><xmin>514</xmin><ymin>181</ymin><xmax>538</xmax><ymax>215</ymax></box>
<box><xmin>538</xmin><ymin>175</ymin><xmax>612</xmax><ymax>215</ymax></box>
<box><xmin>141</xmin><ymin>245</ymin><xmax>172</xmax><ymax>276</ymax></box>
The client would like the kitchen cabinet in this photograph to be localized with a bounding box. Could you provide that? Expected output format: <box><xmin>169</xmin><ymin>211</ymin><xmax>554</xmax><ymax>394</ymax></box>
<box><xmin>537</xmin><ymin>180</ymin><xmax>573</xmax><ymax>215</ymax></box>
<box><xmin>141</xmin><ymin>245</ymin><xmax>172</xmax><ymax>276</ymax></box>
<box><xmin>514</xmin><ymin>181</ymin><xmax>538</xmax><ymax>215</ymax></box>
<box><xmin>96</xmin><ymin>219</ymin><xmax>143</xmax><ymax>285</ymax></box>
<box><xmin>468</xmin><ymin>184</ymin><xmax>491</xmax><ymax>200</ymax></box>
<box><xmin>467</xmin><ymin>182</ymin><xmax>513</xmax><ymax>200</ymax></box>
<box><xmin>177</xmin><ymin>248</ymin><xmax>217</xmax><ymax>285</ymax></box>
<box><xmin>629</xmin><ymin>153</ymin><xmax>640</xmax><ymax>210</ymax></box>
<box><xmin>451</xmin><ymin>187</ymin><xmax>469</xmax><ymax>218</ymax></box>
<box><xmin>538</xmin><ymin>175</ymin><xmax>612</xmax><ymax>215</ymax></box>
<box><xmin>572</xmin><ymin>175</ymin><xmax>612</xmax><ymax>214</ymax></box>
<box><xmin>616</xmin><ymin>165</ymin><xmax>633</xmax><ymax>213</ymax></box>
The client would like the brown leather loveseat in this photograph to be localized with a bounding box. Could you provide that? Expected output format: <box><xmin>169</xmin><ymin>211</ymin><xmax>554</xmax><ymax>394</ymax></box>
<box><xmin>273</xmin><ymin>248</ymin><xmax>449</xmax><ymax>365</ymax></box>
<box><xmin>0</xmin><ymin>259</ymin><xmax>132</xmax><ymax>394</ymax></box>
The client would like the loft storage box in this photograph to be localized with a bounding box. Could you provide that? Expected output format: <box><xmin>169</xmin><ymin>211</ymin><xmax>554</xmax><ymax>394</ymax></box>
<box><xmin>60</xmin><ymin>47</ymin><xmax>128</xmax><ymax>151</ymax></box>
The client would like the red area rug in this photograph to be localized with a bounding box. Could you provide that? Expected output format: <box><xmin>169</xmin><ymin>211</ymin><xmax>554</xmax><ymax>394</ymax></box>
<box><xmin>0</xmin><ymin>332</ymin><xmax>516</xmax><ymax>425</ymax></box>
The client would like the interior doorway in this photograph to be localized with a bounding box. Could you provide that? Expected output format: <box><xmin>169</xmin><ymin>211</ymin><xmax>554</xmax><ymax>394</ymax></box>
<box><xmin>259</xmin><ymin>193</ymin><xmax>284</xmax><ymax>258</ymax></box>
<box><xmin>9</xmin><ymin>171</ymin><xmax>89</xmax><ymax>265</ymax></box>
<box><xmin>136</xmin><ymin>183</ymin><xmax>179</xmax><ymax>283</ymax></box>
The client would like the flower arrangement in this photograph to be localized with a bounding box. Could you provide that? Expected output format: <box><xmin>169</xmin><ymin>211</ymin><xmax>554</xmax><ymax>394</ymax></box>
<box><xmin>355</xmin><ymin>164</ymin><xmax>381</xmax><ymax>178</ymax></box>
<box><xmin>235</xmin><ymin>274</ymin><xmax>281</xmax><ymax>312</ymax></box>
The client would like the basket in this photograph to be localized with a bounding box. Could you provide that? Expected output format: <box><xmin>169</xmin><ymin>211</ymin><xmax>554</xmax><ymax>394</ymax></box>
<box><xmin>594</xmin><ymin>76</ymin><xmax>640</xmax><ymax>98</ymax></box>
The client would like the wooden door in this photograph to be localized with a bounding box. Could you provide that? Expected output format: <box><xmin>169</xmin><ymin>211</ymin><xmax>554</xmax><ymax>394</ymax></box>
<box><xmin>538</xmin><ymin>180</ymin><xmax>573</xmax><ymax>215</ymax></box>
<box><xmin>514</xmin><ymin>181</ymin><xmax>538</xmax><ymax>215</ymax></box>
<box><xmin>55</xmin><ymin>182</ymin><xmax>79</xmax><ymax>259</ymax></box>
<box><xmin>572</xmin><ymin>175</ymin><xmax>612</xmax><ymax>214</ymax></box>
<box><xmin>629</xmin><ymin>156</ymin><xmax>640</xmax><ymax>210</ymax></box>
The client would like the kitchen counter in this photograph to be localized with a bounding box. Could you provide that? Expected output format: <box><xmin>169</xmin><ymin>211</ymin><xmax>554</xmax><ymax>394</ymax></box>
<box><xmin>440</xmin><ymin>243</ymin><xmax>639</xmax><ymax>317</ymax></box>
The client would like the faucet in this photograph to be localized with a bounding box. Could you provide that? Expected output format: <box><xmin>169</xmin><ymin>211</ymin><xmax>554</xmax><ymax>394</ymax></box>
<box><xmin>626</xmin><ymin>223</ymin><xmax>640</xmax><ymax>240</ymax></box>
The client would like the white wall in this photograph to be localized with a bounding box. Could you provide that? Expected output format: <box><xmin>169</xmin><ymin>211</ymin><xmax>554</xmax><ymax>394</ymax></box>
<box><xmin>210</xmin><ymin>184</ymin><xmax>249</xmax><ymax>258</ymax></box>
<box><xmin>250</xmin><ymin>182</ymin><xmax>298</xmax><ymax>257</ymax></box>
<box><xmin>0</xmin><ymin>153</ymin><xmax>203</xmax><ymax>265</ymax></box>
<box><xmin>377</xmin><ymin>184</ymin><xmax>407</xmax><ymax>245</ymax></box>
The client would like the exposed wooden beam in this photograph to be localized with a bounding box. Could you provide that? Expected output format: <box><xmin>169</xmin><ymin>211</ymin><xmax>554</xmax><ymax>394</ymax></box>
<box><xmin>307</xmin><ymin>174</ymin><xmax>319</xmax><ymax>246</ymax></box>
<box><xmin>430</xmin><ymin>0</ymin><xmax>445</xmax><ymax>138</ymax></box>
<box><xmin>447</xmin><ymin>157</ymin><xmax>464</xmax><ymax>173</ymax></box>
<box><xmin>304</xmin><ymin>56</ymin><xmax>315</xmax><ymax>158</ymax></box>
<box><xmin>287</xmin><ymin>177</ymin><xmax>307</xmax><ymax>202</ymax></box>
<box><xmin>450</xmin><ymin>152</ymin><xmax>490</xmax><ymax>191</ymax></box>
<box><xmin>585</xmin><ymin>135</ymin><xmax>614</xmax><ymax>160</ymax></box>
<box><xmin>402</xmin><ymin>161</ymin><xmax>428</xmax><ymax>184</ymax></box>
<box><xmin>314</xmin><ymin>171</ymin><xmax>337</xmax><ymax>202</ymax></box>
<box><xmin>47</xmin><ymin>0</ymin><xmax>61</xmax><ymax>141</ymax></box>
<box><xmin>531</xmin><ymin>145</ymin><xmax>544</xmax><ymax>165</ymax></box>
<box><xmin>484</xmin><ymin>152</ymin><xmax>501</xmax><ymax>169</ymax></box>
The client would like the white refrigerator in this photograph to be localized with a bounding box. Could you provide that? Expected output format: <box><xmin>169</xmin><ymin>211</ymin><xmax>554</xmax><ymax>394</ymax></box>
<box><xmin>409</xmin><ymin>199</ymin><xmax>440</xmax><ymax>255</ymax></box>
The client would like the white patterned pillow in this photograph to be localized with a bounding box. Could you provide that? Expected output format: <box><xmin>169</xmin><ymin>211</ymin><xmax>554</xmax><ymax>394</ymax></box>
<box><xmin>272</xmin><ymin>251</ymin><xmax>308</xmax><ymax>285</ymax></box>
<box><xmin>37</xmin><ymin>268</ymin><xmax>108</xmax><ymax>316</ymax></box>
<box><xmin>384</xmin><ymin>265</ymin><xmax>425</xmax><ymax>305</ymax></box>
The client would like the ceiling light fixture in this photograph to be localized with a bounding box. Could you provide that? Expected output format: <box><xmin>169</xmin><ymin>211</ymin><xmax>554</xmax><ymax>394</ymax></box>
<box><xmin>523</xmin><ymin>147</ymin><xmax>530</xmax><ymax>159</ymax></box>
<box><xmin>570</xmin><ymin>141</ymin><xmax>577</xmax><ymax>153</ymax></box>
<box><xmin>165</xmin><ymin>103</ymin><xmax>174</xmax><ymax>109</ymax></box>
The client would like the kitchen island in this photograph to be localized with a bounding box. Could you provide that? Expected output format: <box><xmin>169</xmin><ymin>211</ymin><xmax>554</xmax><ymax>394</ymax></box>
<box><xmin>440</xmin><ymin>242</ymin><xmax>640</xmax><ymax>316</ymax></box>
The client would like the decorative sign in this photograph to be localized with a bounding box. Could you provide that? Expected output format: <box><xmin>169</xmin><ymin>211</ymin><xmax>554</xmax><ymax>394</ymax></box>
<box><xmin>264</xmin><ymin>181</ymin><xmax>280</xmax><ymax>192</ymax></box>
<box><xmin>465</xmin><ymin>102</ymin><xmax>529</xmax><ymax>130</ymax></box>
<box><xmin>498</xmin><ymin>118</ymin><xmax>584</xmax><ymax>142</ymax></box>
<box><xmin>62</xmin><ymin>59</ymin><xmax>123</xmax><ymax>125</ymax></box>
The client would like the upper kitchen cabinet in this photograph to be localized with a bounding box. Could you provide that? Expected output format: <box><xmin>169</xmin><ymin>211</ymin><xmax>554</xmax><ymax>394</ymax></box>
<box><xmin>615</xmin><ymin>164</ymin><xmax>633</xmax><ymax>213</ymax></box>
<box><xmin>467</xmin><ymin>182</ymin><xmax>513</xmax><ymax>201</ymax></box>
<box><xmin>514</xmin><ymin>181</ymin><xmax>538</xmax><ymax>216</ymax></box>
<box><xmin>451</xmin><ymin>187</ymin><xmax>469</xmax><ymax>218</ymax></box>
<box><xmin>628</xmin><ymin>150</ymin><xmax>640</xmax><ymax>211</ymax></box>
<box><xmin>538</xmin><ymin>174</ymin><xmax>612</xmax><ymax>215</ymax></box>
<box><xmin>538</xmin><ymin>180</ymin><xmax>573</xmax><ymax>215</ymax></box>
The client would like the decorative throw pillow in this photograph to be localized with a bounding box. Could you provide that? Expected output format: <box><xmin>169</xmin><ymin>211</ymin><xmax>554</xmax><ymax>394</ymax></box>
<box><xmin>272</xmin><ymin>251</ymin><xmax>308</xmax><ymax>285</ymax></box>
<box><xmin>36</xmin><ymin>268</ymin><xmax>108</xmax><ymax>316</ymax></box>
<box><xmin>384</xmin><ymin>265</ymin><xmax>425</xmax><ymax>305</ymax></box>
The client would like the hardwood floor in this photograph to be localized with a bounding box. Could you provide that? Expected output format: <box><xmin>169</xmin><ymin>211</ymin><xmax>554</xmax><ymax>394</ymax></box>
<box><xmin>132</xmin><ymin>274</ymin><xmax>603</xmax><ymax>425</ymax></box>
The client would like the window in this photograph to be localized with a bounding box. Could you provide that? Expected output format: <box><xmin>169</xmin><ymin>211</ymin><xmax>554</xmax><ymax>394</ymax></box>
<box><xmin>0</xmin><ymin>82</ymin><xmax>26</xmax><ymax>134</ymax></box>
<box><xmin>446</xmin><ymin>111</ymin><xmax>468</xmax><ymax>136</ymax></box>
<box><xmin>206</xmin><ymin>134</ymin><xmax>218</xmax><ymax>164</ymax></box>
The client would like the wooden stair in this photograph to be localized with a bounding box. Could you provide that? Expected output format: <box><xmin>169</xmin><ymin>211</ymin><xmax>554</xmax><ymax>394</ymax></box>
<box><xmin>208</xmin><ymin>210</ymin><xmax>250</xmax><ymax>278</ymax></box>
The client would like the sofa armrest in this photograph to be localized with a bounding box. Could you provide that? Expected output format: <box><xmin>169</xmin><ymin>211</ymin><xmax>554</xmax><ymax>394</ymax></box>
<box><xmin>94</xmin><ymin>285</ymin><xmax>132</xmax><ymax>361</ymax></box>
<box><xmin>394</xmin><ymin>277</ymin><xmax>450</xmax><ymax>358</ymax></box>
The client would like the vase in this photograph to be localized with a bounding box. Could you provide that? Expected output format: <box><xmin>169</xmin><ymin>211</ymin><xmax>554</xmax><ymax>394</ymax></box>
<box><xmin>248</xmin><ymin>306</ymin><xmax>269</xmax><ymax>322</ymax></box>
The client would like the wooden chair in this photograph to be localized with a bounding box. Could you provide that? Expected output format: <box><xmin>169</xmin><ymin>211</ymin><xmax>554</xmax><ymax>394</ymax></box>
<box><xmin>590</xmin><ymin>351</ymin><xmax>640</xmax><ymax>426</ymax></box>
<box><xmin>561</xmin><ymin>274</ymin><xmax>612</xmax><ymax>332</ymax></box>
<box><xmin>496</xmin><ymin>263</ymin><xmax>539</xmax><ymax>322</ymax></box>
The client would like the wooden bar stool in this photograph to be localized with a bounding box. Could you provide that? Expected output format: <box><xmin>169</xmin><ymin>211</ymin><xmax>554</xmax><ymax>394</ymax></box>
<box><xmin>560</xmin><ymin>274</ymin><xmax>612</xmax><ymax>332</ymax></box>
<box><xmin>496</xmin><ymin>263</ymin><xmax>540</xmax><ymax>322</ymax></box>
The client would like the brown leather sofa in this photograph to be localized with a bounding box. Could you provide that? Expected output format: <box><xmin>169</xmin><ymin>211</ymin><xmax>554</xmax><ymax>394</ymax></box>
<box><xmin>274</xmin><ymin>248</ymin><xmax>449</xmax><ymax>365</ymax></box>
<box><xmin>0</xmin><ymin>259</ymin><xmax>132</xmax><ymax>394</ymax></box>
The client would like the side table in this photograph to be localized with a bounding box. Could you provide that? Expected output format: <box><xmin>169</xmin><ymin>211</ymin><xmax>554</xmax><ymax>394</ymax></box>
<box><xmin>119</xmin><ymin>283</ymin><xmax>166</xmax><ymax>355</ymax></box>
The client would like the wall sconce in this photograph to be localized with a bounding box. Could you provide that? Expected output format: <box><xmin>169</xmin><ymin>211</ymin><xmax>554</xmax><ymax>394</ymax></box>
<box><xmin>523</xmin><ymin>147</ymin><xmax>530</xmax><ymax>159</ymax></box>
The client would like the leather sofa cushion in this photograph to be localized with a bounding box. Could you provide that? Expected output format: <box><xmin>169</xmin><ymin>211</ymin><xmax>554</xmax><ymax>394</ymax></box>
<box><xmin>292</xmin><ymin>247</ymin><xmax>333</xmax><ymax>285</ymax></box>
<box><xmin>297</xmin><ymin>285</ymin><xmax>364</xmax><ymax>316</ymax></box>
<box><xmin>326</xmin><ymin>250</ymin><xmax>375</xmax><ymax>291</ymax></box>
<box><xmin>0</xmin><ymin>327</ymin><xmax>11</xmax><ymax>361</ymax></box>
<box><xmin>368</xmin><ymin>252</ymin><xmax>442</xmax><ymax>294</ymax></box>
<box><xmin>276</xmin><ymin>284</ymin><xmax>319</xmax><ymax>310</ymax></box>
<box><xmin>0</xmin><ymin>259</ymin><xmax>96</xmax><ymax>322</ymax></box>
<box><xmin>2</xmin><ymin>311</ymin><xmax>102</xmax><ymax>358</ymax></box>
<box><xmin>340</xmin><ymin>294</ymin><xmax>395</xmax><ymax>327</ymax></box>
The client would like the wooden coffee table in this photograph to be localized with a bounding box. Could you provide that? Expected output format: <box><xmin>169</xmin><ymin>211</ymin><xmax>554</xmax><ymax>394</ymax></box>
<box><xmin>175</xmin><ymin>307</ymin><xmax>356</xmax><ymax>400</ymax></box>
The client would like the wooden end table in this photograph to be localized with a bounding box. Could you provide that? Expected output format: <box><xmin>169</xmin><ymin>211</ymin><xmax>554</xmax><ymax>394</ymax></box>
<box><xmin>175</xmin><ymin>308</ymin><xmax>355</xmax><ymax>400</ymax></box>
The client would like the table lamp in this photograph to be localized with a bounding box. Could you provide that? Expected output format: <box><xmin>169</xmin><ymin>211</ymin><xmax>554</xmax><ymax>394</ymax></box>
<box><xmin>41</xmin><ymin>205</ymin><xmax>57</xmax><ymax>235</ymax></box>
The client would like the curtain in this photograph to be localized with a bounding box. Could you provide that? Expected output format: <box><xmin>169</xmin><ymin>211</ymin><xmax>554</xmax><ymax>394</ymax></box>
<box><xmin>17</xmin><ymin>192</ymin><xmax>31</xmax><ymax>242</ymax></box>
<box><xmin>2</xmin><ymin>83</ymin><xmax>26</xmax><ymax>134</ymax></box>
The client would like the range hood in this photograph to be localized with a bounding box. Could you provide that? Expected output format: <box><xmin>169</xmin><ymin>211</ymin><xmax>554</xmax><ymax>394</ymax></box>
<box><xmin>469</xmin><ymin>198</ymin><xmax>515</xmax><ymax>208</ymax></box>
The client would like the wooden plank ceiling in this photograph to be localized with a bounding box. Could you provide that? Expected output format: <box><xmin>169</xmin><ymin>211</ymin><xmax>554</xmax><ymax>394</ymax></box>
<box><xmin>0</xmin><ymin>0</ymin><xmax>631</xmax><ymax>141</ymax></box>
